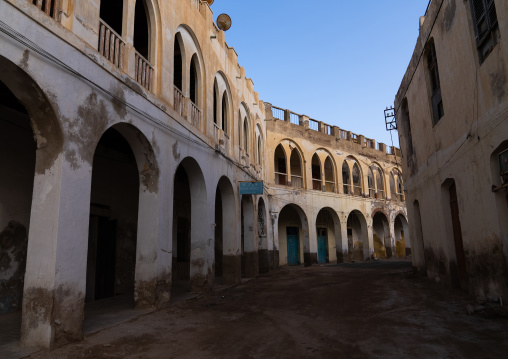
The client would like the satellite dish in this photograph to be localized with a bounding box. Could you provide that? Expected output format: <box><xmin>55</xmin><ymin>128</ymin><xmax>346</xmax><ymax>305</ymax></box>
<box><xmin>217</xmin><ymin>13</ymin><xmax>232</xmax><ymax>31</ymax></box>
<box><xmin>206</xmin><ymin>0</ymin><xmax>214</xmax><ymax>5</ymax></box>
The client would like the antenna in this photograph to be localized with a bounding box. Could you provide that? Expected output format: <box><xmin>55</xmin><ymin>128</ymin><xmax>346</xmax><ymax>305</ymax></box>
<box><xmin>217</xmin><ymin>13</ymin><xmax>232</xmax><ymax>31</ymax></box>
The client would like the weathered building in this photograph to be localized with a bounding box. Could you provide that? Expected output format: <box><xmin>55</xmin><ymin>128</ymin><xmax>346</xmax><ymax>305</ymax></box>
<box><xmin>0</xmin><ymin>0</ymin><xmax>406</xmax><ymax>350</ymax></box>
<box><xmin>394</xmin><ymin>0</ymin><xmax>508</xmax><ymax>301</ymax></box>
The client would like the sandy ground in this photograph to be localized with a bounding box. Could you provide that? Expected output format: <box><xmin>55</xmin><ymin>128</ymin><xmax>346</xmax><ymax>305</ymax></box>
<box><xmin>27</xmin><ymin>261</ymin><xmax>508</xmax><ymax>359</ymax></box>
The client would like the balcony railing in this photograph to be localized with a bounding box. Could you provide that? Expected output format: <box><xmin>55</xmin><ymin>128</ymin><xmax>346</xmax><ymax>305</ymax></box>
<box><xmin>291</xmin><ymin>175</ymin><xmax>304</xmax><ymax>189</ymax></box>
<box><xmin>364</xmin><ymin>138</ymin><xmax>374</xmax><ymax>149</ymax></box>
<box><xmin>275</xmin><ymin>172</ymin><xmax>288</xmax><ymax>186</ymax></box>
<box><xmin>135</xmin><ymin>51</ymin><xmax>154</xmax><ymax>92</ymax></box>
<box><xmin>323</xmin><ymin>124</ymin><xmax>331</xmax><ymax>135</ymax></box>
<box><xmin>351</xmin><ymin>133</ymin><xmax>359</xmax><ymax>144</ymax></box>
<box><xmin>174</xmin><ymin>85</ymin><xmax>185</xmax><ymax>116</ymax></box>
<box><xmin>290</xmin><ymin>112</ymin><xmax>300</xmax><ymax>125</ymax></box>
<box><xmin>338</xmin><ymin>129</ymin><xmax>348</xmax><ymax>140</ymax></box>
<box><xmin>98</xmin><ymin>20</ymin><xmax>125</xmax><ymax>69</ymax></box>
<box><xmin>309</xmin><ymin>119</ymin><xmax>319</xmax><ymax>131</ymax></box>
<box><xmin>190</xmin><ymin>101</ymin><xmax>201</xmax><ymax>129</ymax></box>
<box><xmin>312</xmin><ymin>179</ymin><xmax>322</xmax><ymax>191</ymax></box>
<box><xmin>272</xmin><ymin>107</ymin><xmax>284</xmax><ymax>121</ymax></box>
<box><xmin>29</xmin><ymin>0</ymin><xmax>61</xmax><ymax>20</ymax></box>
<box><xmin>325</xmin><ymin>181</ymin><xmax>335</xmax><ymax>193</ymax></box>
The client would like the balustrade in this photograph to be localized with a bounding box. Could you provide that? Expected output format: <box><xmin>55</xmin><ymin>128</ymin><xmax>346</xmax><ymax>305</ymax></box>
<box><xmin>275</xmin><ymin>172</ymin><xmax>288</xmax><ymax>186</ymax></box>
<box><xmin>135</xmin><ymin>51</ymin><xmax>154</xmax><ymax>92</ymax></box>
<box><xmin>29</xmin><ymin>0</ymin><xmax>61</xmax><ymax>20</ymax></box>
<box><xmin>190</xmin><ymin>102</ymin><xmax>201</xmax><ymax>129</ymax></box>
<box><xmin>98</xmin><ymin>20</ymin><xmax>125</xmax><ymax>69</ymax></box>
<box><xmin>312</xmin><ymin>179</ymin><xmax>322</xmax><ymax>191</ymax></box>
<box><xmin>174</xmin><ymin>86</ymin><xmax>185</xmax><ymax>116</ymax></box>
<box><xmin>291</xmin><ymin>175</ymin><xmax>304</xmax><ymax>189</ymax></box>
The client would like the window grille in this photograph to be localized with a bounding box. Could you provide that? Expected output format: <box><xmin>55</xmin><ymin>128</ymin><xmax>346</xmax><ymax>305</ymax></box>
<box><xmin>426</xmin><ymin>42</ymin><xmax>444</xmax><ymax>124</ymax></box>
<box><xmin>470</xmin><ymin>0</ymin><xmax>499</xmax><ymax>63</ymax></box>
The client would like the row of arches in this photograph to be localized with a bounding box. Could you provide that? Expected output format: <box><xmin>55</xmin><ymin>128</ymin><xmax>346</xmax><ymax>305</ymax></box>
<box><xmin>273</xmin><ymin>141</ymin><xmax>405</xmax><ymax>200</ymax></box>
<box><xmin>276</xmin><ymin>204</ymin><xmax>410</xmax><ymax>266</ymax></box>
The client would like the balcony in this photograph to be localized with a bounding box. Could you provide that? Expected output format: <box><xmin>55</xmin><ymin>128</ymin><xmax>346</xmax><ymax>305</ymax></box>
<box><xmin>189</xmin><ymin>101</ymin><xmax>201</xmax><ymax>129</ymax></box>
<box><xmin>291</xmin><ymin>175</ymin><xmax>304</xmax><ymax>189</ymax></box>
<box><xmin>275</xmin><ymin>172</ymin><xmax>288</xmax><ymax>186</ymax></box>
<box><xmin>98</xmin><ymin>20</ymin><xmax>125</xmax><ymax>69</ymax></box>
<box><xmin>174</xmin><ymin>86</ymin><xmax>185</xmax><ymax>117</ymax></box>
<box><xmin>325</xmin><ymin>181</ymin><xmax>335</xmax><ymax>193</ymax></box>
<box><xmin>312</xmin><ymin>179</ymin><xmax>322</xmax><ymax>191</ymax></box>
<box><xmin>134</xmin><ymin>51</ymin><xmax>154</xmax><ymax>92</ymax></box>
<box><xmin>29</xmin><ymin>0</ymin><xmax>61</xmax><ymax>20</ymax></box>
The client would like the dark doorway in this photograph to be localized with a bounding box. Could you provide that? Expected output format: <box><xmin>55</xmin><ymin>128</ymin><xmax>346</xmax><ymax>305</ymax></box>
<box><xmin>214</xmin><ymin>187</ymin><xmax>223</xmax><ymax>281</ymax></box>
<box><xmin>174</xmin><ymin>38</ymin><xmax>183</xmax><ymax>91</ymax></box>
<box><xmin>133</xmin><ymin>0</ymin><xmax>150</xmax><ymax>60</ymax></box>
<box><xmin>172</xmin><ymin>165</ymin><xmax>191</xmax><ymax>289</ymax></box>
<box><xmin>449</xmin><ymin>182</ymin><xmax>467</xmax><ymax>289</ymax></box>
<box><xmin>317</xmin><ymin>228</ymin><xmax>328</xmax><ymax>264</ymax></box>
<box><xmin>287</xmin><ymin>227</ymin><xmax>299</xmax><ymax>266</ymax></box>
<box><xmin>100</xmin><ymin>0</ymin><xmax>123</xmax><ymax>35</ymax></box>
<box><xmin>87</xmin><ymin>128</ymin><xmax>139</xmax><ymax>304</ymax></box>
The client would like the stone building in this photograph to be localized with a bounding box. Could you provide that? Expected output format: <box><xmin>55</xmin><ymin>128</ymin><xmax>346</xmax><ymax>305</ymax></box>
<box><xmin>0</xmin><ymin>0</ymin><xmax>406</xmax><ymax>350</ymax></box>
<box><xmin>394</xmin><ymin>0</ymin><xmax>508</xmax><ymax>300</ymax></box>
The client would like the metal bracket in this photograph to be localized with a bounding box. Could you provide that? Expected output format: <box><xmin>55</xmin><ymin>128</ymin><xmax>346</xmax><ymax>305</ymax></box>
<box><xmin>384</xmin><ymin>106</ymin><xmax>397</xmax><ymax>131</ymax></box>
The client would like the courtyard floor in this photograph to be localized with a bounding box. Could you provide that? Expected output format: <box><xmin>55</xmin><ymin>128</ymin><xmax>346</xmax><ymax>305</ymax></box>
<box><xmin>17</xmin><ymin>261</ymin><xmax>508</xmax><ymax>358</ymax></box>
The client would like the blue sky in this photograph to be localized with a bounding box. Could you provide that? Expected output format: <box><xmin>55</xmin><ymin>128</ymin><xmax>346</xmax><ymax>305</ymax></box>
<box><xmin>209</xmin><ymin>0</ymin><xmax>430</xmax><ymax>147</ymax></box>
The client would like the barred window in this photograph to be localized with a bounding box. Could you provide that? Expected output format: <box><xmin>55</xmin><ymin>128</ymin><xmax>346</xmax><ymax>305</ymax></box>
<box><xmin>470</xmin><ymin>0</ymin><xmax>499</xmax><ymax>64</ymax></box>
<box><xmin>426</xmin><ymin>41</ymin><xmax>444</xmax><ymax>125</ymax></box>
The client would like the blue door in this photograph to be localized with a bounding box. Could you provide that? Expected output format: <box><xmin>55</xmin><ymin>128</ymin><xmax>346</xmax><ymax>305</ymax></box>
<box><xmin>287</xmin><ymin>227</ymin><xmax>299</xmax><ymax>266</ymax></box>
<box><xmin>317</xmin><ymin>228</ymin><xmax>327</xmax><ymax>264</ymax></box>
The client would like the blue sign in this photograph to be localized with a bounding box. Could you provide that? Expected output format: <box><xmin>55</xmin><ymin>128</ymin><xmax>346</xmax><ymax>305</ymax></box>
<box><xmin>239</xmin><ymin>181</ymin><xmax>264</xmax><ymax>195</ymax></box>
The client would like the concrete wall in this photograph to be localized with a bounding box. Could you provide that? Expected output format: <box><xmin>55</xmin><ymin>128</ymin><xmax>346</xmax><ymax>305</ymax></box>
<box><xmin>395</xmin><ymin>0</ymin><xmax>508</xmax><ymax>300</ymax></box>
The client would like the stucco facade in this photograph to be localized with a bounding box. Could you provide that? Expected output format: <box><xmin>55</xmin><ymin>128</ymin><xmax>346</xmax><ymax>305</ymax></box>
<box><xmin>0</xmin><ymin>0</ymin><xmax>407</xmax><ymax>350</ymax></box>
<box><xmin>394</xmin><ymin>0</ymin><xmax>508</xmax><ymax>301</ymax></box>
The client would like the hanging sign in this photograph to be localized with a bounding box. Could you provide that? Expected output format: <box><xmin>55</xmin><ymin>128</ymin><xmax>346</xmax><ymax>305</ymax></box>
<box><xmin>239</xmin><ymin>181</ymin><xmax>263</xmax><ymax>195</ymax></box>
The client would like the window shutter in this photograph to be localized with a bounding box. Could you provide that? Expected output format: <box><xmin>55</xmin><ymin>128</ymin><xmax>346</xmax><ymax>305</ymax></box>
<box><xmin>486</xmin><ymin>0</ymin><xmax>498</xmax><ymax>28</ymax></box>
<box><xmin>471</xmin><ymin>0</ymin><xmax>488</xmax><ymax>38</ymax></box>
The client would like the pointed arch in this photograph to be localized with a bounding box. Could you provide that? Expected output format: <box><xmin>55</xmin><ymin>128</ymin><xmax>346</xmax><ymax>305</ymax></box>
<box><xmin>290</xmin><ymin>148</ymin><xmax>304</xmax><ymax>189</ymax></box>
<box><xmin>311</xmin><ymin>153</ymin><xmax>322</xmax><ymax>191</ymax></box>
<box><xmin>274</xmin><ymin>144</ymin><xmax>287</xmax><ymax>186</ymax></box>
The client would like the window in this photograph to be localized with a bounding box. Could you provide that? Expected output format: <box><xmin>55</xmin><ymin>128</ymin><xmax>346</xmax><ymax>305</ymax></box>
<box><xmin>133</xmin><ymin>0</ymin><xmax>150</xmax><ymax>60</ymax></box>
<box><xmin>190</xmin><ymin>57</ymin><xmax>197</xmax><ymax>104</ymax></box>
<box><xmin>470</xmin><ymin>0</ymin><xmax>499</xmax><ymax>64</ymax></box>
<box><xmin>221</xmin><ymin>93</ymin><xmax>228</xmax><ymax>133</ymax></box>
<box><xmin>213</xmin><ymin>84</ymin><xmax>218</xmax><ymax>125</ymax></box>
<box><xmin>401</xmin><ymin>100</ymin><xmax>414</xmax><ymax>159</ymax></box>
<box><xmin>426</xmin><ymin>41</ymin><xmax>444</xmax><ymax>124</ymax></box>
<box><xmin>342</xmin><ymin>161</ymin><xmax>351</xmax><ymax>194</ymax></box>
<box><xmin>174</xmin><ymin>38</ymin><xmax>183</xmax><ymax>91</ymax></box>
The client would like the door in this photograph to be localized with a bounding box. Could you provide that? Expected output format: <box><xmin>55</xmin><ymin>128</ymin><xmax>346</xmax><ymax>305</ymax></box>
<box><xmin>449</xmin><ymin>183</ymin><xmax>467</xmax><ymax>289</ymax></box>
<box><xmin>94</xmin><ymin>217</ymin><xmax>117</xmax><ymax>300</ymax></box>
<box><xmin>287</xmin><ymin>227</ymin><xmax>299</xmax><ymax>266</ymax></box>
<box><xmin>347</xmin><ymin>228</ymin><xmax>353</xmax><ymax>262</ymax></box>
<box><xmin>317</xmin><ymin>228</ymin><xmax>327</xmax><ymax>264</ymax></box>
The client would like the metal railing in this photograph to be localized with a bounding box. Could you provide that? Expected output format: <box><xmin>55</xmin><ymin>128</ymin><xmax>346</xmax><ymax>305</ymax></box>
<box><xmin>29</xmin><ymin>0</ymin><xmax>61</xmax><ymax>20</ymax></box>
<box><xmin>309</xmin><ymin>119</ymin><xmax>319</xmax><ymax>131</ymax></box>
<box><xmin>338</xmin><ymin>129</ymin><xmax>348</xmax><ymax>140</ymax></box>
<box><xmin>135</xmin><ymin>51</ymin><xmax>154</xmax><ymax>92</ymax></box>
<box><xmin>351</xmin><ymin>133</ymin><xmax>359</xmax><ymax>144</ymax></box>
<box><xmin>98</xmin><ymin>20</ymin><xmax>125</xmax><ymax>69</ymax></box>
<box><xmin>174</xmin><ymin>85</ymin><xmax>185</xmax><ymax>116</ymax></box>
<box><xmin>291</xmin><ymin>175</ymin><xmax>304</xmax><ymax>189</ymax></box>
<box><xmin>272</xmin><ymin>106</ymin><xmax>284</xmax><ymax>121</ymax></box>
<box><xmin>275</xmin><ymin>172</ymin><xmax>288</xmax><ymax>186</ymax></box>
<box><xmin>323</xmin><ymin>124</ymin><xmax>331</xmax><ymax>135</ymax></box>
<box><xmin>190</xmin><ymin>102</ymin><xmax>201</xmax><ymax>129</ymax></box>
<box><xmin>290</xmin><ymin>112</ymin><xmax>300</xmax><ymax>125</ymax></box>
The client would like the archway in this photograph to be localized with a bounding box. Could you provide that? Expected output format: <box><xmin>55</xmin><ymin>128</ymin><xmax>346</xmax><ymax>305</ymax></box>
<box><xmin>277</xmin><ymin>204</ymin><xmax>310</xmax><ymax>266</ymax></box>
<box><xmin>0</xmin><ymin>80</ymin><xmax>36</xmax><ymax>320</ymax></box>
<box><xmin>373</xmin><ymin>212</ymin><xmax>391</xmax><ymax>258</ymax></box>
<box><xmin>323</xmin><ymin>156</ymin><xmax>335</xmax><ymax>193</ymax></box>
<box><xmin>346</xmin><ymin>211</ymin><xmax>368</xmax><ymax>262</ymax></box>
<box><xmin>394</xmin><ymin>214</ymin><xmax>410</xmax><ymax>258</ymax></box>
<box><xmin>274</xmin><ymin>144</ymin><xmax>287</xmax><ymax>185</ymax></box>
<box><xmin>311</xmin><ymin>153</ymin><xmax>322</xmax><ymax>191</ymax></box>
<box><xmin>0</xmin><ymin>56</ymin><xmax>63</xmax><ymax>347</ymax></box>
<box><xmin>134</xmin><ymin>0</ymin><xmax>151</xmax><ymax>60</ymax></box>
<box><xmin>241</xmin><ymin>195</ymin><xmax>257</xmax><ymax>278</ymax></box>
<box><xmin>172</xmin><ymin>157</ymin><xmax>208</xmax><ymax>292</ymax></box>
<box><xmin>315</xmin><ymin>208</ymin><xmax>341</xmax><ymax>264</ymax></box>
<box><xmin>290</xmin><ymin>149</ymin><xmax>303</xmax><ymax>189</ymax></box>
<box><xmin>85</xmin><ymin>127</ymin><xmax>140</xmax><ymax>327</ymax></box>
<box><xmin>214</xmin><ymin>177</ymin><xmax>238</xmax><ymax>285</ymax></box>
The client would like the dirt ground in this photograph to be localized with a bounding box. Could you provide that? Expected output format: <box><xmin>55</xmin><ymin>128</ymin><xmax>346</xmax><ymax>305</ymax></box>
<box><xmin>27</xmin><ymin>261</ymin><xmax>508</xmax><ymax>359</ymax></box>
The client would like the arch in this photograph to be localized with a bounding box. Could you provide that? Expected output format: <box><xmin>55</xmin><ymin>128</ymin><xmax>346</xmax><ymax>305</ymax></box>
<box><xmin>394</xmin><ymin>213</ymin><xmax>410</xmax><ymax>258</ymax></box>
<box><xmin>175</xmin><ymin>24</ymin><xmax>205</xmax><ymax>103</ymax></box>
<box><xmin>290</xmin><ymin>148</ymin><xmax>304</xmax><ymax>189</ymax></box>
<box><xmin>238</xmin><ymin>102</ymin><xmax>252</xmax><ymax>152</ymax></box>
<box><xmin>274</xmin><ymin>144</ymin><xmax>287</xmax><ymax>185</ymax></box>
<box><xmin>352</xmin><ymin>162</ymin><xmax>362</xmax><ymax>196</ymax></box>
<box><xmin>369</xmin><ymin>163</ymin><xmax>385</xmax><ymax>199</ymax></box>
<box><xmin>390</xmin><ymin>168</ymin><xmax>404</xmax><ymax>202</ymax></box>
<box><xmin>373</xmin><ymin>212</ymin><xmax>391</xmax><ymax>258</ymax></box>
<box><xmin>342</xmin><ymin>160</ymin><xmax>351</xmax><ymax>194</ymax></box>
<box><xmin>311</xmin><ymin>153</ymin><xmax>322</xmax><ymax>191</ymax></box>
<box><xmin>133</xmin><ymin>0</ymin><xmax>151</xmax><ymax>60</ymax></box>
<box><xmin>172</xmin><ymin>156</ymin><xmax>208</xmax><ymax>292</ymax></box>
<box><xmin>213</xmin><ymin>72</ymin><xmax>232</xmax><ymax>137</ymax></box>
<box><xmin>323</xmin><ymin>156</ymin><xmax>335</xmax><ymax>193</ymax></box>
<box><xmin>173</xmin><ymin>33</ymin><xmax>184</xmax><ymax>92</ymax></box>
<box><xmin>277</xmin><ymin>204</ymin><xmax>310</xmax><ymax>266</ymax></box>
<box><xmin>346</xmin><ymin>210</ymin><xmax>369</xmax><ymax>262</ymax></box>
<box><xmin>189</xmin><ymin>55</ymin><xmax>200</xmax><ymax>106</ymax></box>
<box><xmin>367</xmin><ymin>166</ymin><xmax>375</xmax><ymax>198</ymax></box>
<box><xmin>241</xmin><ymin>195</ymin><xmax>257</xmax><ymax>278</ymax></box>
<box><xmin>214</xmin><ymin>176</ymin><xmax>237</xmax><ymax>285</ymax></box>
<box><xmin>243</xmin><ymin>116</ymin><xmax>249</xmax><ymax>153</ymax></box>
<box><xmin>315</xmin><ymin>208</ymin><xmax>342</xmax><ymax>264</ymax></box>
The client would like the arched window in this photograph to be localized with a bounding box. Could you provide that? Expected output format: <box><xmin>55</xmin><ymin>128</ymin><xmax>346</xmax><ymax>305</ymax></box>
<box><xmin>342</xmin><ymin>161</ymin><xmax>351</xmax><ymax>194</ymax></box>
<box><xmin>290</xmin><ymin>149</ymin><xmax>303</xmax><ymax>189</ymax></box>
<box><xmin>257</xmin><ymin>136</ymin><xmax>262</xmax><ymax>165</ymax></box>
<box><xmin>368</xmin><ymin>167</ymin><xmax>375</xmax><ymax>198</ymax></box>
<box><xmin>189</xmin><ymin>56</ymin><xmax>198</xmax><ymax>105</ymax></box>
<box><xmin>221</xmin><ymin>92</ymin><xmax>228</xmax><ymax>134</ymax></box>
<box><xmin>243</xmin><ymin>118</ymin><xmax>248</xmax><ymax>153</ymax></box>
<box><xmin>213</xmin><ymin>81</ymin><xmax>218</xmax><ymax>125</ymax></box>
<box><xmin>425</xmin><ymin>39</ymin><xmax>444</xmax><ymax>125</ymax></box>
<box><xmin>375</xmin><ymin>166</ymin><xmax>385</xmax><ymax>199</ymax></box>
<box><xmin>311</xmin><ymin>154</ymin><xmax>321</xmax><ymax>191</ymax></box>
<box><xmin>324</xmin><ymin>156</ymin><xmax>335</xmax><ymax>193</ymax></box>
<box><xmin>352</xmin><ymin>162</ymin><xmax>362</xmax><ymax>196</ymax></box>
<box><xmin>274</xmin><ymin>145</ymin><xmax>287</xmax><ymax>185</ymax></box>
<box><xmin>134</xmin><ymin>0</ymin><xmax>150</xmax><ymax>60</ymax></box>
<box><xmin>173</xmin><ymin>38</ymin><xmax>183</xmax><ymax>91</ymax></box>
<box><xmin>390</xmin><ymin>172</ymin><xmax>397</xmax><ymax>202</ymax></box>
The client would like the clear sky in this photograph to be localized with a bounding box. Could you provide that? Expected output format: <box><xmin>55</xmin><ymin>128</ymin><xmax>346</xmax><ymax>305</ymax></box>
<box><xmin>209</xmin><ymin>0</ymin><xmax>431</xmax><ymax>148</ymax></box>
